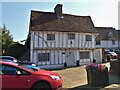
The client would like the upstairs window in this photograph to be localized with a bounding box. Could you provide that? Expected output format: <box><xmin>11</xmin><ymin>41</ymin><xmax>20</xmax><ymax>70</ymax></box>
<box><xmin>86</xmin><ymin>35</ymin><xmax>92</xmax><ymax>41</ymax></box>
<box><xmin>112</xmin><ymin>40</ymin><xmax>115</xmax><ymax>45</ymax></box>
<box><xmin>68</xmin><ymin>33</ymin><xmax>75</xmax><ymax>40</ymax></box>
<box><xmin>47</xmin><ymin>34</ymin><xmax>55</xmax><ymax>40</ymax></box>
<box><xmin>96</xmin><ymin>40</ymin><xmax>101</xmax><ymax>45</ymax></box>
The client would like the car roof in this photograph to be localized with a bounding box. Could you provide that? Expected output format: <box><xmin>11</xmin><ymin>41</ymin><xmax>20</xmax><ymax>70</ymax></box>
<box><xmin>0</xmin><ymin>60</ymin><xmax>17</xmax><ymax>65</ymax></box>
<box><xmin>0</xmin><ymin>56</ymin><xmax>16</xmax><ymax>59</ymax></box>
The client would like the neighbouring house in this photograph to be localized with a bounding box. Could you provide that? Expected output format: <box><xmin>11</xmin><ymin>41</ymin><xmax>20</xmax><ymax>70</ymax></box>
<box><xmin>29</xmin><ymin>4</ymin><xmax>100</xmax><ymax>69</ymax></box>
<box><xmin>116</xmin><ymin>30</ymin><xmax>120</xmax><ymax>49</ymax></box>
<box><xmin>95</xmin><ymin>27</ymin><xmax>119</xmax><ymax>50</ymax></box>
<box><xmin>95</xmin><ymin>27</ymin><xmax>120</xmax><ymax>59</ymax></box>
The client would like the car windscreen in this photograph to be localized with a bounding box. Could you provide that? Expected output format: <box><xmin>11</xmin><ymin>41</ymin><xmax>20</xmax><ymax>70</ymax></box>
<box><xmin>19</xmin><ymin>65</ymin><xmax>39</xmax><ymax>72</ymax></box>
<box><xmin>109</xmin><ymin>52</ymin><xmax>117</xmax><ymax>55</ymax></box>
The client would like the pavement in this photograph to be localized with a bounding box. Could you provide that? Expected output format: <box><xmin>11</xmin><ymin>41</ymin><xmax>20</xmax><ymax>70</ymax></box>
<box><xmin>52</xmin><ymin>62</ymin><xmax>120</xmax><ymax>90</ymax></box>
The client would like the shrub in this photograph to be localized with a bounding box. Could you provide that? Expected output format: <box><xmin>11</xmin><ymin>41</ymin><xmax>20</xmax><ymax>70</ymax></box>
<box><xmin>6</xmin><ymin>43</ymin><xmax>27</xmax><ymax>59</ymax></box>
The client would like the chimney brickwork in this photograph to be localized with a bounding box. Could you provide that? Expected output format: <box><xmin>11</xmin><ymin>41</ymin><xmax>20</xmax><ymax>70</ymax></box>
<box><xmin>54</xmin><ymin>4</ymin><xmax>63</xmax><ymax>18</ymax></box>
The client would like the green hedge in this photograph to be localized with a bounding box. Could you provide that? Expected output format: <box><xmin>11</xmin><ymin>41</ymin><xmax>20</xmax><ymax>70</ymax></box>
<box><xmin>6</xmin><ymin>43</ymin><xmax>27</xmax><ymax>59</ymax></box>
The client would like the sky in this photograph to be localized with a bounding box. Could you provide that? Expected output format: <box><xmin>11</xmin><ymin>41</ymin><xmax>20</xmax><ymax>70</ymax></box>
<box><xmin>1</xmin><ymin>0</ymin><xmax>120</xmax><ymax>42</ymax></box>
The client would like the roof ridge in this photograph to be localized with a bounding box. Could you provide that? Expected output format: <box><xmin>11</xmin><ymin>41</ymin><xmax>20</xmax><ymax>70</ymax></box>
<box><xmin>31</xmin><ymin>10</ymin><xmax>90</xmax><ymax>17</ymax></box>
<box><xmin>95</xmin><ymin>27</ymin><xmax>115</xmax><ymax>29</ymax></box>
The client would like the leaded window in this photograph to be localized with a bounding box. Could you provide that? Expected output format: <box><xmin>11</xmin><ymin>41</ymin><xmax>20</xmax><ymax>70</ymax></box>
<box><xmin>68</xmin><ymin>33</ymin><xmax>75</xmax><ymax>39</ymax></box>
<box><xmin>47</xmin><ymin>34</ymin><xmax>55</xmax><ymax>40</ymax></box>
<box><xmin>38</xmin><ymin>53</ymin><xmax>50</xmax><ymax>61</ymax></box>
<box><xmin>86</xmin><ymin>35</ymin><xmax>92</xmax><ymax>41</ymax></box>
<box><xmin>79</xmin><ymin>51</ymin><xmax>90</xmax><ymax>59</ymax></box>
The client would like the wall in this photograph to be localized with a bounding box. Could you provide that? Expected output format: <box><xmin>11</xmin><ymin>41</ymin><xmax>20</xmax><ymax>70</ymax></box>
<box><xmin>31</xmin><ymin>31</ymin><xmax>96</xmax><ymax>49</ymax></box>
<box><xmin>96</xmin><ymin>40</ymin><xmax>119</xmax><ymax>49</ymax></box>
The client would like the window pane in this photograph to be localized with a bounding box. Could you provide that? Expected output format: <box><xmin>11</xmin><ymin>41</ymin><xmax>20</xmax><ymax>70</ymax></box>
<box><xmin>86</xmin><ymin>35</ymin><xmax>92</xmax><ymax>41</ymax></box>
<box><xmin>47</xmin><ymin>34</ymin><xmax>55</xmax><ymax>40</ymax></box>
<box><xmin>79</xmin><ymin>51</ymin><xmax>89</xmax><ymax>59</ymax></box>
<box><xmin>96</xmin><ymin>40</ymin><xmax>101</xmax><ymax>45</ymax></box>
<box><xmin>112</xmin><ymin>40</ymin><xmax>115</xmax><ymax>45</ymax></box>
<box><xmin>38</xmin><ymin>53</ymin><xmax>50</xmax><ymax>61</ymax></box>
<box><xmin>68</xmin><ymin>33</ymin><xmax>75</xmax><ymax>39</ymax></box>
<box><xmin>2</xmin><ymin>65</ymin><xmax>19</xmax><ymax>75</ymax></box>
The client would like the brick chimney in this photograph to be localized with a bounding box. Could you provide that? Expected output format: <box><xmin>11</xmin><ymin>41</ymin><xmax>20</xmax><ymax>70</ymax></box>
<box><xmin>54</xmin><ymin>4</ymin><xmax>63</xmax><ymax>18</ymax></box>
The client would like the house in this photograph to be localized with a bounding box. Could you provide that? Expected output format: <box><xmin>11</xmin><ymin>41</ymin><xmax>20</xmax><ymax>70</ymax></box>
<box><xmin>95</xmin><ymin>27</ymin><xmax>120</xmax><ymax>60</ymax></box>
<box><xmin>95</xmin><ymin>27</ymin><xmax>119</xmax><ymax>51</ymax></box>
<box><xmin>29</xmin><ymin>4</ymin><xmax>99</xmax><ymax>69</ymax></box>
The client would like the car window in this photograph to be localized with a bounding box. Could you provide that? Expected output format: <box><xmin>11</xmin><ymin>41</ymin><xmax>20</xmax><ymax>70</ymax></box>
<box><xmin>0</xmin><ymin>65</ymin><xmax>3</xmax><ymax>75</ymax></box>
<box><xmin>20</xmin><ymin>65</ymin><xmax>39</xmax><ymax>72</ymax></box>
<box><xmin>1</xmin><ymin>64</ymin><xmax>30</xmax><ymax>75</ymax></box>
<box><xmin>2</xmin><ymin>64</ymin><xmax>19</xmax><ymax>75</ymax></box>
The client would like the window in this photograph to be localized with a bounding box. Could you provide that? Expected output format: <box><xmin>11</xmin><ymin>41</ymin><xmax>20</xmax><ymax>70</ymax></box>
<box><xmin>112</xmin><ymin>40</ymin><xmax>115</xmax><ymax>45</ymax></box>
<box><xmin>68</xmin><ymin>33</ymin><xmax>75</xmax><ymax>39</ymax></box>
<box><xmin>86</xmin><ymin>35</ymin><xmax>92</xmax><ymax>41</ymax></box>
<box><xmin>38</xmin><ymin>53</ymin><xmax>50</xmax><ymax>61</ymax></box>
<box><xmin>96</xmin><ymin>40</ymin><xmax>101</xmax><ymax>45</ymax></box>
<box><xmin>2</xmin><ymin>65</ymin><xmax>20</xmax><ymax>75</ymax></box>
<box><xmin>47</xmin><ymin>34</ymin><xmax>55</xmax><ymax>40</ymax></box>
<box><xmin>79</xmin><ymin>51</ymin><xmax>90</xmax><ymax>59</ymax></box>
<box><xmin>1</xmin><ymin>64</ymin><xmax>30</xmax><ymax>75</ymax></box>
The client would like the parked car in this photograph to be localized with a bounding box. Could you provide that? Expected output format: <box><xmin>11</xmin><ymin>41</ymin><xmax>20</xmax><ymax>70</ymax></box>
<box><xmin>105</xmin><ymin>51</ymin><xmax>118</xmax><ymax>59</ymax></box>
<box><xmin>0</xmin><ymin>56</ymin><xmax>40</xmax><ymax>70</ymax></box>
<box><xmin>114</xmin><ymin>50</ymin><xmax>120</xmax><ymax>60</ymax></box>
<box><xmin>0</xmin><ymin>61</ymin><xmax>62</xmax><ymax>90</ymax></box>
<box><xmin>0</xmin><ymin>56</ymin><xmax>18</xmax><ymax>65</ymax></box>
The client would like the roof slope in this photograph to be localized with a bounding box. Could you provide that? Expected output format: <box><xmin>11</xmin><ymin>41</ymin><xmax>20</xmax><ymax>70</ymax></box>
<box><xmin>96</xmin><ymin>27</ymin><xmax>119</xmax><ymax>40</ymax></box>
<box><xmin>30</xmin><ymin>10</ymin><xmax>97</xmax><ymax>33</ymax></box>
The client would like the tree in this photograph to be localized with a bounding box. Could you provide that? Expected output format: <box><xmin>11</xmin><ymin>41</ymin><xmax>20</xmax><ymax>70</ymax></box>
<box><xmin>25</xmin><ymin>34</ymin><xmax>30</xmax><ymax>49</ymax></box>
<box><xmin>6</xmin><ymin>42</ymin><xmax>27</xmax><ymax>59</ymax></box>
<box><xmin>0</xmin><ymin>24</ymin><xmax>14</xmax><ymax>54</ymax></box>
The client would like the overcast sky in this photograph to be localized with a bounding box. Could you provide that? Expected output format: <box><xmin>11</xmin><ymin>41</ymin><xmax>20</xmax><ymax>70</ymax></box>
<box><xmin>1</xmin><ymin>0</ymin><xmax>119</xmax><ymax>42</ymax></box>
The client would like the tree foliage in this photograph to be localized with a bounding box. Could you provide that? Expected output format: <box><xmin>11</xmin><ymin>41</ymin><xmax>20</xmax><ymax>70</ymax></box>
<box><xmin>6</xmin><ymin>42</ymin><xmax>27</xmax><ymax>59</ymax></box>
<box><xmin>25</xmin><ymin>34</ymin><xmax>30</xmax><ymax>49</ymax></box>
<box><xmin>0</xmin><ymin>25</ymin><xmax>13</xmax><ymax>54</ymax></box>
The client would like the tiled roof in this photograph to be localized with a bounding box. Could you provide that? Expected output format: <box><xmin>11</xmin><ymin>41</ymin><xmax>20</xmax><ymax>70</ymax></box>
<box><xmin>30</xmin><ymin>10</ymin><xmax>97</xmax><ymax>33</ymax></box>
<box><xmin>96</xmin><ymin>27</ymin><xmax>119</xmax><ymax>40</ymax></box>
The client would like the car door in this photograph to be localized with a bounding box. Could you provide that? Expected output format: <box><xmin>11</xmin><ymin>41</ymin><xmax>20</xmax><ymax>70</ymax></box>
<box><xmin>2</xmin><ymin>64</ymin><xmax>31</xmax><ymax>90</ymax></box>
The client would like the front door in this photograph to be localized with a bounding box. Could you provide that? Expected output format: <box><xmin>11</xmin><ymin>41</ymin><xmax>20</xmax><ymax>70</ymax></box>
<box><xmin>65</xmin><ymin>50</ymin><xmax>75</xmax><ymax>67</ymax></box>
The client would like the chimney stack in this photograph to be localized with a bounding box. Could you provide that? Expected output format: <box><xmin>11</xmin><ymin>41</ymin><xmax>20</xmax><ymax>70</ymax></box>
<box><xmin>54</xmin><ymin>4</ymin><xmax>63</xmax><ymax>18</ymax></box>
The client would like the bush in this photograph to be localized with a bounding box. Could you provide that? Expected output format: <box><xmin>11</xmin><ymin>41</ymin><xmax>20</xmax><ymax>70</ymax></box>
<box><xmin>6</xmin><ymin>43</ymin><xmax>27</xmax><ymax>59</ymax></box>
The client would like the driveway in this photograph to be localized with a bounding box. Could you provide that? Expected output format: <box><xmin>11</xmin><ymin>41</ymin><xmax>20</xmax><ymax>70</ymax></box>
<box><xmin>52</xmin><ymin>63</ymin><xmax>120</xmax><ymax>90</ymax></box>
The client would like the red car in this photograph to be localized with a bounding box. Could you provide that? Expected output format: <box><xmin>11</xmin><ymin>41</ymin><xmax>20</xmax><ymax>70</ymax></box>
<box><xmin>0</xmin><ymin>61</ymin><xmax>62</xmax><ymax>90</ymax></box>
